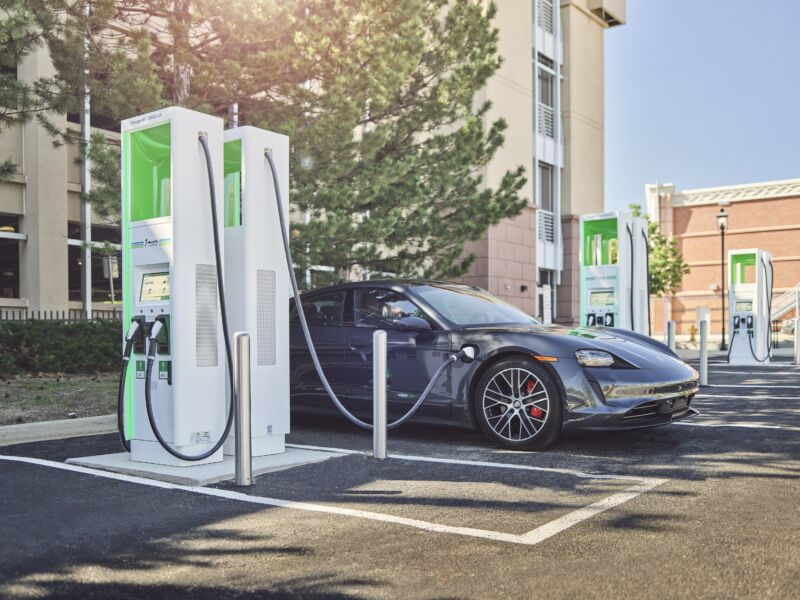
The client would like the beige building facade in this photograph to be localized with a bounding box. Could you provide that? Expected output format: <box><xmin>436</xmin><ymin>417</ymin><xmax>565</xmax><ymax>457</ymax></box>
<box><xmin>461</xmin><ymin>0</ymin><xmax>625</xmax><ymax>323</ymax></box>
<box><xmin>0</xmin><ymin>40</ymin><xmax>122</xmax><ymax>317</ymax></box>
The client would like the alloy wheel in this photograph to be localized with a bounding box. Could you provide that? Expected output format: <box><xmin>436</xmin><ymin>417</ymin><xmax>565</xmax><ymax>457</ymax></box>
<box><xmin>481</xmin><ymin>367</ymin><xmax>550</xmax><ymax>441</ymax></box>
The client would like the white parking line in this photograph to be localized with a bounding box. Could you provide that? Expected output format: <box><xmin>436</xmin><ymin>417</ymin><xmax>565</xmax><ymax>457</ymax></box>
<box><xmin>286</xmin><ymin>443</ymin><xmax>660</xmax><ymax>483</ymax></box>
<box><xmin>705</xmin><ymin>384</ymin><xmax>800</xmax><ymax>389</ymax></box>
<box><xmin>695</xmin><ymin>394</ymin><xmax>799</xmax><ymax>400</ymax></box>
<box><xmin>520</xmin><ymin>480</ymin><xmax>662</xmax><ymax>545</ymax></box>
<box><xmin>0</xmin><ymin>453</ymin><xmax>666</xmax><ymax>547</ymax></box>
<box><xmin>674</xmin><ymin>421</ymin><xmax>800</xmax><ymax>432</ymax></box>
<box><xmin>704</xmin><ymin>363</ymin><xmax>799</xmax><ymax>369</ymax></box>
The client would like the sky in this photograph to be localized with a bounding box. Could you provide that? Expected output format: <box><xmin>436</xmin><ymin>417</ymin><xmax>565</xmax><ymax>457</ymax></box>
<box><xmin>604</xmin><ymin>0</ymin><xmax>800</xmax><ymax>213</ymax></box>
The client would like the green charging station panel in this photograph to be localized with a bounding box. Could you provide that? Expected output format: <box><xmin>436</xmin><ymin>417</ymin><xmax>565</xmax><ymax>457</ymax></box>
<box><xmin>124</xmin><ymin>122</ymin><xmax>172</xmax><ymax>222</ymax></box>
<box><xmin>224</xmin><ymin>139</ymin><xmax>242</xmax><ymax>227</ymax></box>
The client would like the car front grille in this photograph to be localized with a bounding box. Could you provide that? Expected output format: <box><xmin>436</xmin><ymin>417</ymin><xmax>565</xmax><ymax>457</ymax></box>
<box><xmin>622</xmin><ymin>401</ymin><xmax>659</xmax><ymax>421</ymax></box>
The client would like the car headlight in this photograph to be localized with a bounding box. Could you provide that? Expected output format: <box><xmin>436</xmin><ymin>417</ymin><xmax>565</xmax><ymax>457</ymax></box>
<box><xmin>575</xmin><ymin>349</ymin><xmax>615</xmax><ymax>367</ymax></box>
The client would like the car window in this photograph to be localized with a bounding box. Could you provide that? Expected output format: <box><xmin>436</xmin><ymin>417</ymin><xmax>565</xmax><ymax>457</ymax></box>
<box><xmin>412</xmin><ymin>284</ymin><xmax>538</xmax><ymax>327</ymax></box>
<box><xmin>353</xmin><ymin>289</ymin><xmax>432</xmax><ymax>329</ymax></box>
<box><xmin>290</xmin><ymin>291</ymin><xmax>346</xmax><ymax>326</ymax></box>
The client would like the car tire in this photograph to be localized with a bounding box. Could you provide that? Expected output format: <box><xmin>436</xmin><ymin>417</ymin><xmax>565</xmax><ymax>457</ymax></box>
<box><xmin>473</xmin><ymin>357</ymin><xmax>562</xmax><ymax>450</ymax></box>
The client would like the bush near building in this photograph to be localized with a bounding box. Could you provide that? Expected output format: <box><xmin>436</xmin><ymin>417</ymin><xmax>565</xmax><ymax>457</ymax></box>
<box><xmin>0</xmin><ymin>320</ymin><xmax>120</xmax><ymax>377</ymax></box>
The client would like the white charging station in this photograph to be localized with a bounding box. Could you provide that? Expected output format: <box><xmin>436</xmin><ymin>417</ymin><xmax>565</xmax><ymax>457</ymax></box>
<box><xmin>120</xmin><ymin>107</ymin><xmax>226</xmax><ymax>466</ymax></box>
<box><xmin>222</xmin><ymin>126</ymin><xmax>291</xmax><ymax>457</ymax></box>
<box><xmin>727</xmin><ymin>248</ymin><xmax>773</xmax><ymax>365</ymax></box>
<box><xmin>579</xmin><ymin>212</ymin><xmax>649</xmax><ymax>333</ymax></box>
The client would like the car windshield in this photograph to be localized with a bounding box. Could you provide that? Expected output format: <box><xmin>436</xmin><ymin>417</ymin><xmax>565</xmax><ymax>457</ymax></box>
<box><xmin>412</xmin><ymin>284</ymin><xmax>539</xmax><ymax>327</ymax></box>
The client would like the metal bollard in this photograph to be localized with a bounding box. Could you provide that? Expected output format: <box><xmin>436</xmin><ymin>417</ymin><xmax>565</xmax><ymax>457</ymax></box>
<box><xmin>699</xmin><ymin>320</ymin><xmax>708</xmax><ymax>386</ymax></box>
<box><xmin>373</xmin><ymin>329</ymin><xmax>387</xmax><ymax>459</ymax></box>
<box><xmin>234</xmin><ymin>332</ymin><xmax>252</xmax><ymax>486</ymax></box>
<box><xmin>667</xmin><ymin>320</ymin><xmax>676</xmax><ymax>352</ymax></box>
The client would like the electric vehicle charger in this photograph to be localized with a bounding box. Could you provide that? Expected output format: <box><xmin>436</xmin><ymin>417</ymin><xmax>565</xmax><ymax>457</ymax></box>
<box><xmin>726</xmin><ymin>249</ymin><xmax>773</xmax><ymax>364</ymax></box>
<box><xmin>263</xmin><ymin>150</ymin><xmax>475</xmax><ymax>431</ymax></box>
<box><xmin>741</xmin><ymin>257</ymin><xmax>773</xmax><ymax>363</ymax></box>
<box><xmin>641</xmin><ymin>228</ymin><xmax>652</xmax><ymax>336</ymax></box>
<box><xmin>117</xmin><ymin>133</ymin><xmax>235</xmax><ymax>461</ymax></box>
<box><xmin>626</xmin><ymin>224</ymin><xmax>634</xmax><ymax>330</ymax></box>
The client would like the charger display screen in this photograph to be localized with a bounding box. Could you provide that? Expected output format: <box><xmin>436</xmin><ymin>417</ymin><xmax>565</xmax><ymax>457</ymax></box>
<box><xmin>589</xmin><ymin>289</ymin><xmax>615</xmax><ymax>308</ymax></box>
<box><xmin>735</xmin><ymin>301</ymin><xmax>753</xmax><ymax>312</ymax></box>
<box><xmin>140</xmin><ymin>272</ymin><xmax>170</xmax><ymax>302</ymax></box>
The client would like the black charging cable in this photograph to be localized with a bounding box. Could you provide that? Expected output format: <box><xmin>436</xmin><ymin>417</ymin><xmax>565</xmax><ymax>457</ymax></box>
<box><xmin>141</xmin><ymin>134</ymin><xmax>234</xmax><ymax>462</ymax></box>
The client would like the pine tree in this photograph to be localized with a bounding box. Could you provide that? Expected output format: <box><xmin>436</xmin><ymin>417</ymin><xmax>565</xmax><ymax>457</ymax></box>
<box><xmin>43</xmin><ymin>1</ymin><xmax>529</xmax><ymax>285</ymax></box>
<box><xmin>0</xmin><ymin>0</ymin><xmax>66</xmax><ymax>181</ymax></box>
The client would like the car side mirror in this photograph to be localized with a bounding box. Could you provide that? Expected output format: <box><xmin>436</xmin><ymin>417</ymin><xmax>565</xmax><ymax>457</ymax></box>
<box><xmin>393</xmin><ymin>316</ymin><xmax>432</xmax><ymax>332</ymax></box>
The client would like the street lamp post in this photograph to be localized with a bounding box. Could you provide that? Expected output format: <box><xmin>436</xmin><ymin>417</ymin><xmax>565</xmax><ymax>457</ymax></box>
<box><xmin>717</xmin><ymin>207</ymin><xmax>729</xmax><ymax>351</ymax></box>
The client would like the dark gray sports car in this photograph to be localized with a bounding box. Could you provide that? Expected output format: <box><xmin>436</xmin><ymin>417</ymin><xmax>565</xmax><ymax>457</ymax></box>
<box><xmin>290</xmin><ymin>280</ymin><xmax>699</xmax><ymax>449</ymax></box>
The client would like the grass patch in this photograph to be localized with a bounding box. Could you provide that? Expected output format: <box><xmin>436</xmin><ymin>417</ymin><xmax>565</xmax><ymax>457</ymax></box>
<box><xmin>0</xmin><ymin>373</ymin><xmax>117</xmax><ymax>425</ymax></box>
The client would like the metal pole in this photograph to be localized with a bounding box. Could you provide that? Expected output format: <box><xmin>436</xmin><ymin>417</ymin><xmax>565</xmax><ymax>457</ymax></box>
<box><xmin>667</xmin><ymin>320</ymin><xmax>676</xmax><ymax>352</ymax></box>
<box><xmin>373</xmin><ymin>329</ymin><xmax>387</xmax><ymax>460</ymax></box>
<box><xmin>699</xmin><ymin>320</ymin><xmax>708</xmax><ymax>386</ymax></box>
<box><xmin>80</xmin><ymin>1</ymin><xmax>92</xmax><ymax>320</ymax></box>
<box><xmin>719</xmin><ymin>228</ymin><xmax>727</xmax><ymax>350</ymax></box>
<box><xmin>234</xmin><ymin>332</ymin><xmax>252</xmax><ymax>486</ymax></box>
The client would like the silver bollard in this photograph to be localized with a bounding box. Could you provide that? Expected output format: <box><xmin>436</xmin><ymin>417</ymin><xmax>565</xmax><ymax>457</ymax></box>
<box><xmin>699</xmin><ymin>320</ymin><xmax>708</xmax><ymax>386</ymax></box>
<box><xmin>667</xmin><ymin>320</ymin><xmax>676</xmax><ymax>352</ymax></box>
<box><xmin>373</xmin><ymin>329</ymin><xmax>387</xmax><ymax>459</ymax></box>
<box><xmin>234</xmin><ymin>332</ymin><xmax>252</xmax><ymax>486</ymax></box>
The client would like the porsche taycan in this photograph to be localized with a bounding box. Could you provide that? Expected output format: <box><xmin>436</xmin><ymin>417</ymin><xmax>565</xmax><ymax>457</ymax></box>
<box><xmin>290</xmin><ymin>281</ymin><xmax>699</xmax><ymax>449</ymax></box>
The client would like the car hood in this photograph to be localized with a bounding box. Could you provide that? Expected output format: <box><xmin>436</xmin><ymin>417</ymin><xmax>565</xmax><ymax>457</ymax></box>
<box><xmin>467</xmin><ymin>324</ymin><xmax>687</xmax><ymax>370</ymax></box>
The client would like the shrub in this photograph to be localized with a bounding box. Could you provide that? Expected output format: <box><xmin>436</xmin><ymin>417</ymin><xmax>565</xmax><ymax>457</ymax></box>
<box><xmin>0</xmin><ymin>320</ymin><xmax>121</xmax><ymax>376</ymax></box>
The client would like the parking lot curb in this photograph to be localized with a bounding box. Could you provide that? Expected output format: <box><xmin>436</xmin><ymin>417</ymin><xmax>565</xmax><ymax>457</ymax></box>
<box><xmin>0</xmin><ymin>414</ymin><xmax>115</xmax><ymax>447</ymax></box>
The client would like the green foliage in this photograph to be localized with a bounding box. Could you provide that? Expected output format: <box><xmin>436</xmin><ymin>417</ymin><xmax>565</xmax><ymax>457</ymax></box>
<box><xmin>630</xmin><ymin>203</ymin><xmax>690</xmax><ymax>296</ymax></box>
<box><xmin>0</xmin><ymin>320</ymin><xmax>120</xmax><ymax>376</ymax></box>
<box><xmin>46</xmin><ymin>0</ymin><xmax>527</xmax><ymax>285</ymax></box>
<box><xmin>0</xmin><ymin>0</ymin><xmax>68</xmax><ymax>179</ymax></box>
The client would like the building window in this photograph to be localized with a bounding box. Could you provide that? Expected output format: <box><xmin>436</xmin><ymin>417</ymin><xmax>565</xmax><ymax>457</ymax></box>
<box><xmin>535</xmin><ymin>57</ymin><xmax>556</xmax><ymax>138</ymax></box>
<box><xmin>67</xmin><ymin>223</ymin><xmax>122</xmax><ymax>303</ymax></box>
<box><xmin>0</xmin><ymin>215</ymin><xmax>21</xmax><ymax>299</ymax></box>
<box><xmin>538</xmin><ymin>67</ymin><xmax>554</xmax><ymax>108</ymax></box>
<box><xmin>538</xmin><ymin>162</ymin><xmax>554</xmax><ymax>212</ymax></box>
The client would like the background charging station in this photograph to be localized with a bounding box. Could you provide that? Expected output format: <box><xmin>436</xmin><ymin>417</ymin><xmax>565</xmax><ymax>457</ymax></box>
<box><xmin>579</xmin><ymin>212</ymin><xmax>649</xmax><ymax>334</ymax></box>
<box><xmin>121</xmin><ymin>107</ymin><xmax>226</xmax><ymax>467</ymax></box>
<box><xmin>727</xmin><ymin>248</ymin><xmax>773</xmax><ymax>365</ymax></box>
<box><xmin>222</xmin><ymin>126</ymin><xmax>291</xmax><ymax>457</ymax></box>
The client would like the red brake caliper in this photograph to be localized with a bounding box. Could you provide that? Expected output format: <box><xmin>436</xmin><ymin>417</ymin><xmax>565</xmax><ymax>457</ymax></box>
<box><xmin>526</xmin><ymin>380</ymin><xmax>543</xmax><ymax>418</ymax></box>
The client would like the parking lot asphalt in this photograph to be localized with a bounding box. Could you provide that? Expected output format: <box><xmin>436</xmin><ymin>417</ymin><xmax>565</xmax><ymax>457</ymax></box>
<box><xmin>1</xmin><ymin>352</ymin><xmax>799</xmax><ymax>599</ymax></box>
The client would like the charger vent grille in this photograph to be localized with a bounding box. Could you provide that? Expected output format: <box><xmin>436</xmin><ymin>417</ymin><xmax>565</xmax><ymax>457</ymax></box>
<box><xmin>256</xmin><ymin>269</ymin><xmax>277</xmax><ymax>366</ymax></box>
<box><xmin>195</xmin><ymin>263</ymin><xmax>218</xmax><ymax>367</ymax></box>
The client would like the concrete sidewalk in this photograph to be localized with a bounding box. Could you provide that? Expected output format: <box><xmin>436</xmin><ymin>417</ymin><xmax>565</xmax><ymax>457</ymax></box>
<box><xmin>0</xmin><ymin>414</ymin><xmax>115</xmax><ymax>447</ymax></box>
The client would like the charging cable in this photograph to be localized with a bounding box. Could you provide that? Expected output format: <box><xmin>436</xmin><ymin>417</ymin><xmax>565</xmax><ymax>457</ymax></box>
<box><xmin>139</xmin><ymin>134</ymin><xmax>235</xmax><ymax>461</ymax></box>
<box><xmin>116</xmin><ymin>320</ymin><xmax>141</xmax><ymax>452</ymax></box>
<box><xmin>264</xmin><ymin>150</ymin><xmax>475</xmax><ymax>430</ymax></box>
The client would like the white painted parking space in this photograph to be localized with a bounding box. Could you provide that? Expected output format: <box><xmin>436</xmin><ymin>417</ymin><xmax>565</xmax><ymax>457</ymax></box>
<box><xmin>705</xmin><ymin>384</ymin><xmax>800</xmax><ymax>389</ymax></box>
<box><xmin>0</xmin><ymin>451</ymin><xmax>667</xmax><ymax>548</ymax></box>
<box><xmin>674</xmin><ymin>421</ymin><xmax>800</xmax><ymax>432</ymax></box>
<box><xmin>695</xmin><ymin>393</ymin><xmax>799</xmax><ymax>400</ymax></box>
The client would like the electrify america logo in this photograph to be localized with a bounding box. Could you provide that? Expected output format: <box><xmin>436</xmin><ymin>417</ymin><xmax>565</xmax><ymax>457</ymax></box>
<box><xmin>131</xmin><ymin>238</ymin><xmax>172</xmax><ymax>249</ymax></box>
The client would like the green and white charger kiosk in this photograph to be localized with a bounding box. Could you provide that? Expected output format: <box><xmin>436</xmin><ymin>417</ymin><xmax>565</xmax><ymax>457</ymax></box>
<box><xmin>727</xmin><ymin>248</ymin><xmax>773</xmax><ymax>365</ymax></box>
<box><xmin>222</xmin><ymin>126</ymin><xmax>291</xmax><ymax>457</ymax></box>
<box><xmin>120</xmin><ymin>107</ymin><xmax>226</xmax><ymax>466</ymax></box>
<box><xmin>579</xmin><ymin>212</ymin><xmax>649</xmax><ymax>334</ymax></box>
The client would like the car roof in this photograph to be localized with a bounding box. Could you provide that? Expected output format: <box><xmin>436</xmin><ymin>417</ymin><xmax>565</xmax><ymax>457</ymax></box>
<box><xmin>300</xmin><ymin>279</ymin><xmax>484</xmax><ymax>297</ymax></box>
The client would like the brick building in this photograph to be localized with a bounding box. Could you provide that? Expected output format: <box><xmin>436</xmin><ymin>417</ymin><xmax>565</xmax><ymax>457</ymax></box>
<box><xmin>646</xmin><ymin>178</ymin><xmax>800</xmax><ymax>339</ymax></box>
